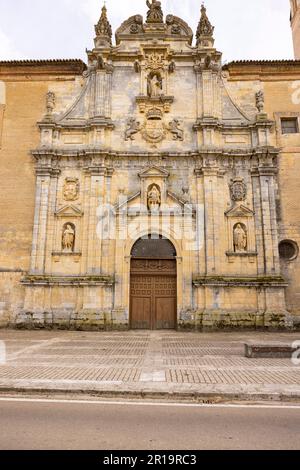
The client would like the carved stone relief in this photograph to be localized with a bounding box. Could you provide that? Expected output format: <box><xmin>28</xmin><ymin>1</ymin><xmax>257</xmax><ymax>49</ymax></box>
<box><xmin>125</xmin><ymin>118</ymin><xmax>141</xmax><ymax>141</ymax></box>
<box><xmin>168</xmin><ymin>119</ymin><xmax>184</xmax><ymax>141</ymax></box>
<box><xmin>63</xmin><ymin>178</ymin><xmax>80</xmax><ymax>202</ymax></box>
<box><xmin>229</xmin><ymin>178</ymin><xmax>247</xmax><ymax>202</ymax></box>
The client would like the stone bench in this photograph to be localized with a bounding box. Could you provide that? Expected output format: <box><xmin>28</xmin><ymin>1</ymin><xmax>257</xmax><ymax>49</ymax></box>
<box><xmin>245</xmin><ymin>342</ymin><xmax>299</xmax><ymax>359</ymax></box>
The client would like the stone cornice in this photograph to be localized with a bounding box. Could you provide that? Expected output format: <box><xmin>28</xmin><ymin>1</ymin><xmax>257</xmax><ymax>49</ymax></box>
<box><xmin>31</xmin><ymin>147</ymin><xmax>280</xmax><ymax>160</ymax></box>
<box><xmin>193</xmin><ymin>276</ymin><xmax>288</xmax><ymax>288</ymax></box>
<box><xmin>37</xmin><ymin>118</ymin><xmax>115</xmax><ymax>131</ymax></box>
<box><xmin>21</xmin><ymin>274</ymin><xmax>115</xmax><ymax>287</ymax></box>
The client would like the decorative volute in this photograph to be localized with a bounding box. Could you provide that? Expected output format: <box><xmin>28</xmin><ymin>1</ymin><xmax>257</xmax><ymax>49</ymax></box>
<box><xmin>94</xmin><ymin>4</ymin><xmax>112</xmax><ymax>47</ymax></box>
<box><xmin>196</xmin><ymin>4</ymin><xmax>215</xmax><ymax>48</ymax></box>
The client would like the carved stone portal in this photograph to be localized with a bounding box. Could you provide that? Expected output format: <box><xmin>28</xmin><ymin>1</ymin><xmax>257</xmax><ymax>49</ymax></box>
<box><xmin>63</xmin><ymin>178</ymin><xmax>80</xmax><ymax>201</ymax></box>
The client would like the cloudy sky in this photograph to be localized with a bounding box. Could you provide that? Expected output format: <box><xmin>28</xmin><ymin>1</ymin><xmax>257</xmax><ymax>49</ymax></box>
<box><xmin>0</xmin><ymin>0</ymin><xmax>294</xmax><ymax>63</ymax></box>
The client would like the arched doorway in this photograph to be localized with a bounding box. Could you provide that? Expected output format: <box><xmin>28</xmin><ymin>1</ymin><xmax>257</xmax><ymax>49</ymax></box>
<box><xmin>130</xmin><ymin>235</ymin><xmax>177</xmax><ymax>330</ymax></box>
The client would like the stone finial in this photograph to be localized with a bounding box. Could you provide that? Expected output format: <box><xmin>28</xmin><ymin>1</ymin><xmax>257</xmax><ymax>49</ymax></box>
<box><xmin>46</xmin><ymin>91</ymin><xmax>55</xmax><ymax>118</ymax></box>
<box><xmin>255</xmin><ymin>90</ymin><xmax>264</xmax><ymax>113</ymax></box>
<box><xmin>95</xmin><ymin>4</ymin><xmax>112</xmax><ymax>46</ymax></box>
<box><xmin>196</xmin><ymin>4</ymin><xmax>215</xmax><ymax>48</ymax></box>
<box><xmin>146</xmin><ymin>0</ymin><xmax>164</xmax><ymax>24</ymax></box>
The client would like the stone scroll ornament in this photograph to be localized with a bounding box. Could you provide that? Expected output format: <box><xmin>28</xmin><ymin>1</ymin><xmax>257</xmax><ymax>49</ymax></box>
<box><xmin>62</xmin><ymin>224</ymin><xmax>75</xmax><ymax>252</ymax></box>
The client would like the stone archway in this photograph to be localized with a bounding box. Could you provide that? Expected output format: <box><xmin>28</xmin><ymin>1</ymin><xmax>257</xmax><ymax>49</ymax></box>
<box><xmin>130</xmin><ymin>235</ymin><xmax>177</xmax><ymax>330</ymax></box>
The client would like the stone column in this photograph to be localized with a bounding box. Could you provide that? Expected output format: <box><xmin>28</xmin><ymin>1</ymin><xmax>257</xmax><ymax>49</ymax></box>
<box><xmin>30</xmin><ymin>168</ymin><xmax>52</xmax><ymax>274</ymax></box>
<box><xmin>202</xmin><ymin>166</ymin><xmax>221</xmax><ymax>275</ymax></box>
<box><xmin>195</xmin><ymin>168</ymin><xmax>206</xmax><ymax>275</ymax></box>
<box><xmin>86</xmin><ymin>167</ymin><xmax>106</xmax><ymax>274</ymax></box>
<box><xmin>202</xmin><ymin>70</ymin><xmax>214</xmax><ymax>118</ymax></box>
<box><xmin>94</xmin><ymin>69</ymin><xmax>113</xmax><ymax>119</ymax></box>
<box><xmin>101</xmin><ymin>168</ymin><xmax>114</xmax><ymax>275</ymax></box>
<box><xmin>45</xmin><ymin>169</ymin><xmax>60</xmax><ymax>273</ymax></box>
<box><xmin>258</xmin><ymin>166</ymin><xmax>280</xmax><ymax>275</ymax></box>
<box><xmin>251</xmin><ymin>169</ymin><xmax>265</xmax><ymax>275</ymax></box>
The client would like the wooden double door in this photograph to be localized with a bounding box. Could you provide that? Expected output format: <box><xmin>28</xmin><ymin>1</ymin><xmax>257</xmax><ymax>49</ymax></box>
<box><xmin>130</xmin><ymin>258</ymin><xmax>177</xmax><ymax>330</ymax></box>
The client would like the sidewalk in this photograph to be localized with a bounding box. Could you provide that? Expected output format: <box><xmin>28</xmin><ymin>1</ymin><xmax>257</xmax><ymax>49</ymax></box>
<box><xmin>0</xmin><ymin>330</ymin><xmax>300</xmax><ymax>402</ymax></box>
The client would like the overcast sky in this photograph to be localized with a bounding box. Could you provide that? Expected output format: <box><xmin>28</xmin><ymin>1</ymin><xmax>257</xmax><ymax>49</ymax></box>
<box><xmin>0</xmin><ymin>0</ymin><xmax>294</xmax><ymax>63</ymax></box>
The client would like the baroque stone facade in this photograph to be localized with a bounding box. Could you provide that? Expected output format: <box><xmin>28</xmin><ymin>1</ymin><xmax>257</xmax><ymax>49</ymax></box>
<box><xmin>0</xmin><ymin>2</ymin><xmax>300</xmax><ymax>330</ymax></box>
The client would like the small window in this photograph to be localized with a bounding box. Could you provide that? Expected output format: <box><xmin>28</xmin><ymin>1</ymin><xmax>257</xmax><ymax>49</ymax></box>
<box><xmin>279</xmin><ymin>240</ymin><xmax>299</xmax><ymax>261</ymax></box>
<box><xmin>281</xmin><ymin>118</ymin><xmax>299</xmax><ymax>135</ymax></box>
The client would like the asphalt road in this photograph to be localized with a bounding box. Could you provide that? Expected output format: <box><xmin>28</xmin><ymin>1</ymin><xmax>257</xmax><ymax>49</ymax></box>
<box><xmin>0</xmin><ymin>398</ymin><xmax>299</xmax><ymax>450</ymax></box>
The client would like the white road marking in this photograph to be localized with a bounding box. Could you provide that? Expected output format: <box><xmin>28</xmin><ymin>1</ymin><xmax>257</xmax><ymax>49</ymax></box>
<box><xmin>0</xmin><ymin>397</ymin><xmax>299</xmax><ymax>409</ymax></box>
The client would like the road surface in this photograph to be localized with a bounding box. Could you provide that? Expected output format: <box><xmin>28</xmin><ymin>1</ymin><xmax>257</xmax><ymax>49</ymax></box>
<box><xmin>0</xmin><ymin>397</ymin><xmax>299</xmax><ymax>450</ymax></box>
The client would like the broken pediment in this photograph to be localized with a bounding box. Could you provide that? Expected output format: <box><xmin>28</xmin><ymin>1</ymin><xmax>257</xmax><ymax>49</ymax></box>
<box><xmin>55</xmin><ymin>205</ymin><xmax>83</xmax><ymax>218</ymax></box>
<box><xmin>225</xmin><ymin>204</ymin><xmax>254</xmax><ymax>218</ymax></box>
<box><xmin>115</xmin><ymin>12</ymin><xmax>193</xmax><ymax>46</ymax></box>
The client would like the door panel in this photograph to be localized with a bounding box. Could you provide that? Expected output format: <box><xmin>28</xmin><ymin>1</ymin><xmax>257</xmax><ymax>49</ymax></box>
<box><xmin>131</xmin><ymin>296</ymin><xmax>151</xmax><ymax>329</ymax></box>
<box><xmin>155</xmin><ymin>297</ymin><xmax>176</xmax><ymax>329</ymax></box>
<box><xmin>130</xmin><ymin>262</ymin><xmax>177</xmax><ymax>330</ymax></box>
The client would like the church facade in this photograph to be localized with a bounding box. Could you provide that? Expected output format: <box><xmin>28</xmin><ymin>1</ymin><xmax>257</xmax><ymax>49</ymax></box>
<box><xmin>0</xmin><ymin>1</ymin><xmax>300</xmax><ymax>330</ymax></box>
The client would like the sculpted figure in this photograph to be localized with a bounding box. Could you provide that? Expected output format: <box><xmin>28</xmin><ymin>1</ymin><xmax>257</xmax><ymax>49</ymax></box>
<box><xmin>147</xmin><ymin>184</ymin><xmax>161</xmax><ymax>211</ymax></box>
<box><xmin>256</xmin><ymin>90</ymin><xmax>264</xmax><ymax>113</ymax></box>
<box><xmin>233</xmin><ymin>224</ymin><xmax>247</xmax><ymax>253</ymax></box>
<box><xmin>46</xmin><ymin>91</ymin><xmax>55</xmax><ymax>116</ymax></box>
<box><xmin>146</xmin><ymin>0</ymin><xmax>164</xmax><ymax>23</ymax></box>
<box><xmin>62</xmin><ymin>224</ymin><xmax>75</xmax><ymax>252</ymax></box>
<box><xmin>125</xmin><ymin>118</ymin><xmax>141</xmax><ymax>141</ymax></box>
<box><xmin>147</xmin><ymin>73</ymin><xmax>163</xmax><ymax>98</ymax></box>
<box><xmin>168</xmin><ymin>119</ymin><xmax>184</xmax><ymax>141</ymax></box>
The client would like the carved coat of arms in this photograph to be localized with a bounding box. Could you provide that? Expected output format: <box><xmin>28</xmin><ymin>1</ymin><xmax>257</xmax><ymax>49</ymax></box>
<box><xmin>141</xmin><ymin>119</ymin><xmax>166</xmax><ymax>143</ymax></box>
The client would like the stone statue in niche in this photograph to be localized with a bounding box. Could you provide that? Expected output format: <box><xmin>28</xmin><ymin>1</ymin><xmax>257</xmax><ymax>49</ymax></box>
<box><xmin>147</xmin><ymin>184</ymin><xmax>161</xmax><ymax>211</ymax></box>
<box><xmin>62</xmin><ymin>224</ymin><xmax>75</xmax><ymax>252</ymax></box>
<box><xmin>233</xmin><ymin>224</ymin><xmax>247</xmax><ymax>253</ymax></box>
<box><xmin>256</xmin><ymin>90</ymin><xmax>265</xmax><ymax>113</ymax></box>
<box><xmin>147</xmin><ymin>72</ymin><xmax>163</xmax><ymax>98</ymax></box>
<box><xmin>125</xmin><ymin>118</ymin><xmax>141</xmax><ymax>141</ymax></box>
<box><xmin>168</xmin><ymin>119</ymin><xmax>184</xmax><ymax>141</ymax></box>
<box><xmin>63</xmin><ymin>178</ymin><xmax>80</xmax><ymax>201</ymax></box>
<box><xmin>46</xmin><ymin>91</ymin><xmax>55</xmax><ymax>117</ymax></box>
<box><xmin>230</xmin><ymin>178</ymin><xmax>247</xmax><ymax>202</ymax></box>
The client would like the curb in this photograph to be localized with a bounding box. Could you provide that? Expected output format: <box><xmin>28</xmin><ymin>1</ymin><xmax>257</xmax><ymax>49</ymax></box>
<box><xmin>1</xmin><ymin>386</ymin><xmax>300</xmax><ymax>404</ymax></box>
